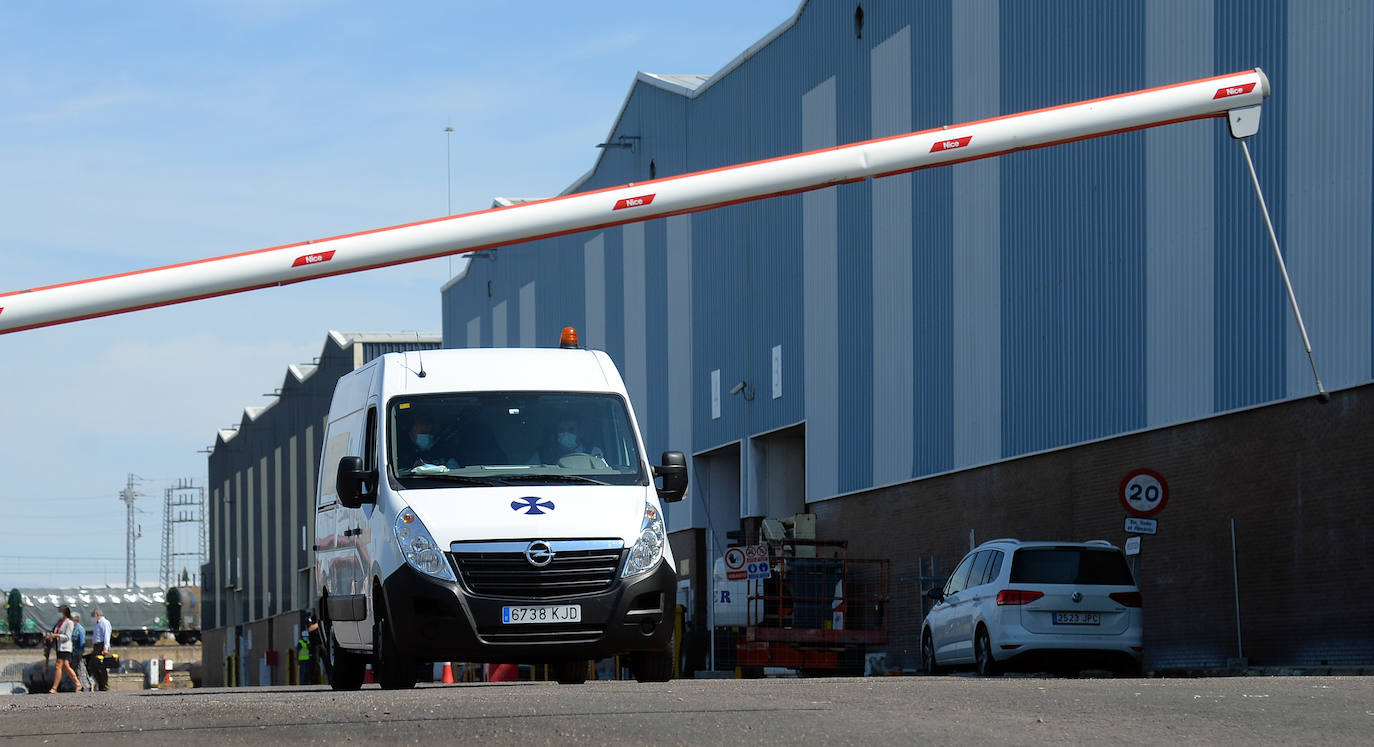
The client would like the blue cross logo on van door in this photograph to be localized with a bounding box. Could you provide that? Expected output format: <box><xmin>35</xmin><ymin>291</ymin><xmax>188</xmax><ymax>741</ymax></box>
<box><xmin>511</xmin><ymin>496</ymin><xmax>555</xmax><ymax>515</ymax></box>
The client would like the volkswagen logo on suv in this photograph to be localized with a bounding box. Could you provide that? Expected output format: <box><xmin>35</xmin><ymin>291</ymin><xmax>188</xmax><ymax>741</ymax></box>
<box><xmin>525</xmin><ymin>540</ymin><xmax>554</xmax><ymax>567</ymax></box>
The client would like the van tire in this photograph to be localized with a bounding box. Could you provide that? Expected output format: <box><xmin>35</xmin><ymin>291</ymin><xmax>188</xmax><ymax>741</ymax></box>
<box><xmin>374</xmin><ymin>605</ymin><xmax>417</xmax><ymax>690</ymax></box>
<box><xmin>629</xmin><ymin>630</ymin><xmax>675</xmax><ymax>682</ymax></box>
<box><xmin>326</xmin><ymin>630</ymin><xmax>366</xmax><ymax>691</ymax></box>
<box><xmin>553</xmin><ymin>660</ymin><xmax>589</xmax><ymax>684</ymax></box>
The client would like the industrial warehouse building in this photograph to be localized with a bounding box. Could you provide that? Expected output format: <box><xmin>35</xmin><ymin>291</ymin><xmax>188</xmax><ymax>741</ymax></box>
<box><xmin>199</xmin><ymin>0</ymin><xmax>1373</xmax><ymax>682</ymax></box>
<box><xmin>201</xmin><ymin>331</ymin><xmax>439</xmax><ymax>686</ymax></box>
<box><xmin>441</xmin><ymin>0</ymin><xmax>1373</xmax><ymax>671</ymax></box>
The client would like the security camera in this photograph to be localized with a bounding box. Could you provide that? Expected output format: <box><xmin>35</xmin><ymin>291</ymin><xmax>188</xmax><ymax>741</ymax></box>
<box><xmin>729</xmin><ymin>381</ymin><xmax>747</xmax><ymax>396</ymax></box>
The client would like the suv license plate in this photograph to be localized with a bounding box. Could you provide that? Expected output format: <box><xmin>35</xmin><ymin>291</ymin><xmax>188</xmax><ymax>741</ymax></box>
<box><xmin>502</xmin><ymin>605</ymin><xmax>582</xmax><ymax>624</ymax></box>
<box><xmin>1052</xmin><ymin>612</ymin><xmax>1101</xmax><ymax>625</ymax></box>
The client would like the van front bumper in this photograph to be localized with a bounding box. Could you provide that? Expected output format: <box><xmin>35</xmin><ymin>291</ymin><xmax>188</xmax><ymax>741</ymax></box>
<box><xmin>379</xmin><ymin>560</ymin><xmax>676</xmax><ymax>664</ymax></box>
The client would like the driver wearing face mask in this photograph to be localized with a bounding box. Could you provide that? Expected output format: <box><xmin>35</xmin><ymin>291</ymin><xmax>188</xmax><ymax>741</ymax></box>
<box><xmin>553</xmin><ymin>417</ymin><xmax>602</xmax><ymax>458</ymax></box>
<box><xmin>406</xmin><ymin>414</ymin><xmax>459</xmax><ymax>470</ymax></box>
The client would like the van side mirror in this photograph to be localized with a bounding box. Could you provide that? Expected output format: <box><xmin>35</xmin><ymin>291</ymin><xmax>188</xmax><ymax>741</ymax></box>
<box><xmin>653</xmin><ymin>451</ymin><xmax>688</xmax><ymax>503</ymax></box>
<box><xmin>336</xmin><ymin>456</ymin><xmax>375</xmax><ymax>509</ymax></box>
<box><xmin>925</xmin><ymin>586</ymin><xmax>945</xmax><ymax>603</ymax></box>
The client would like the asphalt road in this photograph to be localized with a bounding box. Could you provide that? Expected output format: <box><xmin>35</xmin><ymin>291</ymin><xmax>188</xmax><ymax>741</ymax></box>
<box><xmin>2</xmin><ymin>675</ymin><xmax>1370</xmax><ymax>745</ymax></box>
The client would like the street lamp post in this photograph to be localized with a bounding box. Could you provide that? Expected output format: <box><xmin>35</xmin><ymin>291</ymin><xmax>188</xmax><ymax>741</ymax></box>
<box><xmin>444</xmin><ymin>126</ymin><xmax>454</xmax><ymax>215</ymax></box>
<box><xmin>445</xmin><ymin>126</ymin><xmax>454</xmax><ymax>276</ymax></box>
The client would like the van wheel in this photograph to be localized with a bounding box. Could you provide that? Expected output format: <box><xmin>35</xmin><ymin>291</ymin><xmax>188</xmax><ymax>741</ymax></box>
<box><xmin>553</xmin><ymin>660</ymin><xmax>589</xmax><ymax>684</ymax></box>
<box><xmin>326</xmin><ymin>628</ymin><xmax>366</xmax><ymax>691</ymax></box>
<box><xmin>629</xmin><ymin>629</ymin><xmax>675</xmax><ymax>682</ymax></box>
<box><xmin>374</xmin><ymin>606</ymin><xmax>417</xmax><ymax>690</ymax></box>
<box><xmin>974</xmin><ymin>627</ymin><xmax>1001</xmax><ymax>677</ymax></box>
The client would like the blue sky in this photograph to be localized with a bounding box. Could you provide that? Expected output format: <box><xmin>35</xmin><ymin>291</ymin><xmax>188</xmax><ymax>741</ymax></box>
<box><xmin>0</xmin><ymin>0</ymin><xmax>799</xmax><ymax>588</ymax></box>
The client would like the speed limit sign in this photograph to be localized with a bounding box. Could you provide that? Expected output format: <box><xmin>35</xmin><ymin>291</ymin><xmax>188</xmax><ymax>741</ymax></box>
<box><xmin>1119</xmin><ymin>469</ymin><xmax>1168</xmax><ymax>517</ymax></box>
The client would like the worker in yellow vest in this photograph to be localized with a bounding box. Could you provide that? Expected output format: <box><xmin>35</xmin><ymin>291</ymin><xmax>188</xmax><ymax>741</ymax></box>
<box><xmin>297</xmin><ymin>630</ymin><xmax>313</xmax><ymax>685</ymax></box>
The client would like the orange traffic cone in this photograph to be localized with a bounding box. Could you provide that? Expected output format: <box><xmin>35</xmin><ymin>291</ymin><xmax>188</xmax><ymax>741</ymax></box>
<box><xmin>364</xmin><ymin>663</ymin><xmax>374</xmax><ymax>684</ymax></box>
<box><xmin>441</xmin><ymin>662</ymin><xmax>454</xmax><ymax>684</ymax></box>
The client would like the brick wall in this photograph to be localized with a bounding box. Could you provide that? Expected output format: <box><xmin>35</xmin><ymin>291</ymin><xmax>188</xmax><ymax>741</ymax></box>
<box><xmin>811</xmin><ymin>383</ymin><xmax>1374</xmax><ymax>670</ymax></box>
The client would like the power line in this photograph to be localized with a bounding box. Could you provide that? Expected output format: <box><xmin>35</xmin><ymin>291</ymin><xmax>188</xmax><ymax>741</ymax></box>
<box><xmin>0</xmin><ymin>494</ymin><xmax>122</xmax><ymax>503</ymax></box>
<box><xmin>0</xmin><ymin>554</ymin><xmax>126</xmax><ymax>562</ymax></box>
<box><xmin>0</xmin><ymin>531</ymin><xmax>125</xmax><ymax>537</ymax></box>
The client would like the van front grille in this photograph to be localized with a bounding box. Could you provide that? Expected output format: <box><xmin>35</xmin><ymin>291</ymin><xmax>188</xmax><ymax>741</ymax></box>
<box><xmin>478</xmin><ymin>626</ymin><xmax>605</xmax><ymax>646</ymax></box>
<box><xmin>449</xmin><ymin>540</ymin><xmax>624</xmax><ymax>600</ymax></box>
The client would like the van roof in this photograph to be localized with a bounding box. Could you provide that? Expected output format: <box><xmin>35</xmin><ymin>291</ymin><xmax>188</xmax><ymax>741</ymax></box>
<box><xmin>378</xmin><ymin>347</ymin><xmax>624</xmax><ymax>396</ymax></box>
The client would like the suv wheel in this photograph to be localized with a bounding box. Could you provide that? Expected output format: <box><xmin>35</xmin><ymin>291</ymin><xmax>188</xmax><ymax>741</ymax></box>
<box><xmin>921</xmin><ymin>630</ymin><xmax>940</xmax><ymax>676</ymax></box>
<box><xmin>974</xmin><ymin>627</ymin><xmax>1001</xmax><ymax>677</ymax></box>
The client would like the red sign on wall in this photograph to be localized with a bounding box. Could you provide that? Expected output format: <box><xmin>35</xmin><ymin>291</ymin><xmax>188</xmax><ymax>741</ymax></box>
<box><xmin>1119</xmin><ymin>469</ymin><xmax>1169</xmax><ymax>517</ymax></box>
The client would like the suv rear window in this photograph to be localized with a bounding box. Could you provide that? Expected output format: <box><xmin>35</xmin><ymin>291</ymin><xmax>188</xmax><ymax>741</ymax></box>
<box><xmin>1009</xmin><ymin>547</ymin><xmax>1134</xmax><ymax>585</ymax></box>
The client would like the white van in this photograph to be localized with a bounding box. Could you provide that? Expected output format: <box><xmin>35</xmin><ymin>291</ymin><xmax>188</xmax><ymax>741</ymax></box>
<box><xmin>312</xmin><ymin>333</ymin><xmax>687</xmax><ymax>689</ymax></box>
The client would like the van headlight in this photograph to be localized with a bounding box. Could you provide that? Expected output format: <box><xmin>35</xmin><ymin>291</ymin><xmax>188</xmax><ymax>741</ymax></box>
<box><xmin>621</xmin><ymin>503</ymin><xmax>666</xmax><ymax>579</ymax></box>
<box><xmin>394</xmin><ymin>508</ymin><xmax>456</xmax><ymax>582</ymax></box>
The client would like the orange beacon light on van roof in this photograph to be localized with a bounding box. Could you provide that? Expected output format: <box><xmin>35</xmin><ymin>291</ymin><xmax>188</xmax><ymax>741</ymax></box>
<box><xmin>560</xmin><ymin>327</ymin><xmax>579</xmax><ymax>349</ymax></box>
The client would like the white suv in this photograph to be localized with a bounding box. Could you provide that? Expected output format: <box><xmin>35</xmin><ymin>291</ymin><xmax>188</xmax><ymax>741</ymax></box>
<box><xmin>920</xmin><ymin>539</ymin><xmax>1143</xmax><ymax>676</ymax></box>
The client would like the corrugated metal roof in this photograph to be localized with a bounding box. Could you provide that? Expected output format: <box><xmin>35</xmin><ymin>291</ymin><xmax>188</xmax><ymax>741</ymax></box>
<box><xmin>563</xmin><ymin>1</ymin><xmax>810</xmax><ymax>196</ymax></box>
<box><xmin>327</xmin><ymin>330</ymin><xmax>440</xmax><ymax>346</ymax></box>
<box><xmin>638</xmin><ymin>73</ymin><xmax>711</xmax><ymax>95</ymax></box>
<box><xmin>213</xmin><ymin>330</ymin><xmax>440</xmax><ymax>447</ymax></box>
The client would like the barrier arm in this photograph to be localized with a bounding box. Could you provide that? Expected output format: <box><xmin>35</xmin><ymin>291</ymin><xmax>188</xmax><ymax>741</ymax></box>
<box><xmin>0</xmin><ymin>69</ymin><xmax>1270</xmax><ymax>336</ymax></box>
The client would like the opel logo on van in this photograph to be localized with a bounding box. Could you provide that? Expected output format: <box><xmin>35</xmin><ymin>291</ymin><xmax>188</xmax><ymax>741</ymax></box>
<box><xmin>525</xmin><ymin>541</ymin><xmax>554</xmax><ymax>567</ymax></box>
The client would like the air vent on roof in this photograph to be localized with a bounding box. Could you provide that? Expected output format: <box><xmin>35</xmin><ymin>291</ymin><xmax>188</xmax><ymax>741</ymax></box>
<box><xmin>854</xmin><ymin>5</ymin><xmax>864</xmax><ymax>39</ymax></box>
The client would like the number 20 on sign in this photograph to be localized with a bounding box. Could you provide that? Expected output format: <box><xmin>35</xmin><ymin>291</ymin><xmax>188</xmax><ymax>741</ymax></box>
<box><xmin>1119</xmin><ymin>468</ymin><xmax>1168</xmax><ymax>518</ymax></box>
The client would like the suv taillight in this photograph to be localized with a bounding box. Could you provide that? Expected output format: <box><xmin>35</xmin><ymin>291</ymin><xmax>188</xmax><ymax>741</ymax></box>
<box><xmin>1109</xmin><ymin>591</ymin><xmax>1143</xmax><ymax>608</ymax></box>
<box><xmin>996</xmin><ymin>589</ymin><xmax>1044</xmax><ymax>606</ymax></box>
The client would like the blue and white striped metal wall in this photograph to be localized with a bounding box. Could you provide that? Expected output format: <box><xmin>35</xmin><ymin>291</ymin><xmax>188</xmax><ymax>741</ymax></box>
<box><xmin>442</xmin><ymin>0</ymin><xmax>1374</xmax><ymax>531</ymax></box>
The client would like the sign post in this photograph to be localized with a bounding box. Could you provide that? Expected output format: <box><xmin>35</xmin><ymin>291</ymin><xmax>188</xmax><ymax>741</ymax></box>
<box><xmin>1120</xmin><ymin>468</ymin><xmax>1169</xmax><ymax>583</ymax></box>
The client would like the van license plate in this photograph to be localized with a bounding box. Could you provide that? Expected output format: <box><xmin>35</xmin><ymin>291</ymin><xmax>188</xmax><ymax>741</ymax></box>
<box><xmin>502</xmin><ymin>605</ymin><xmax>582</xmax><ymax>624</ymax></box>
<box><xmin>1052</xmin><ymin>612</ymin><xmax>1100</xmax><ymax>625</ymax></box>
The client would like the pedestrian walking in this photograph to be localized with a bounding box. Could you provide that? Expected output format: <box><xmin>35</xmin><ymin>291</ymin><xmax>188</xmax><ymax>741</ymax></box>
<box><xmin>43</xmin><ymin>605</ymin><xmax>81</xmax><ymax>693</ymax></box>
<box><xmin>87</xmin><ymin>607</ymin><xmax>112</xmax><ymax>691</ymax></box>
<box><xmin>70</xmin><ymin>612</ymin><xmax>91</xmax><ymax>691</ymax></box>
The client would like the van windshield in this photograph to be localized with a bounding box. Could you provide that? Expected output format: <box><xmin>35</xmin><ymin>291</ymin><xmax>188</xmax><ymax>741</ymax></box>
<box><xmin>387</xmin><ymin>392</ymin><xmax>648</xmax><ymax>489</ymax></box>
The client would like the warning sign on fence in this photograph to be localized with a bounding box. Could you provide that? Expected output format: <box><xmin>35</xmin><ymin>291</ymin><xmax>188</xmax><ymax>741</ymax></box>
<box><xmin>723</xmin><ymin>544</ymin><xmax>771</xmax><ymax>581</ymax></box>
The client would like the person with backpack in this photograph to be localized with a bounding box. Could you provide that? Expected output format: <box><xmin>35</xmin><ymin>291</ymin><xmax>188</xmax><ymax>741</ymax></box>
<box><xmin>70</xmin><ymin>612</ymin><xmax>90</xmax><ymax>691</ymax></box>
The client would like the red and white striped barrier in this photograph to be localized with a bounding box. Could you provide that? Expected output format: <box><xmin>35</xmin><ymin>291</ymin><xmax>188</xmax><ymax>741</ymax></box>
<box><xmin>0</xmin><ymin>69</ymin><xmax>1268</xmax><ymax>335</ymax></box>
